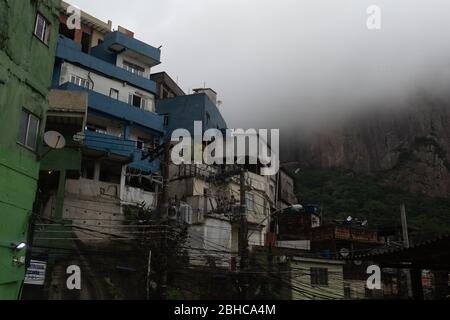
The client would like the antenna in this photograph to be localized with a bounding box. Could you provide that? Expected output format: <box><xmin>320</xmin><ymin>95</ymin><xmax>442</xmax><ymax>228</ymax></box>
<box><xmin>340</xmin><ymin>248</ymin><xmax>350</xmax><ymax>258</ymax></box>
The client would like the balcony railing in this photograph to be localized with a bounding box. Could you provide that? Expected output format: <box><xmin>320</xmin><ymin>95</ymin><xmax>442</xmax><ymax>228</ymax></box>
<box><xmin>103</xmin><ymin>31</ymin><xmax>161</xmax><ymax>67</ymax></box>
<box><xmin>83</xmin><ymin>131</ymin><xmax>135</xmax><ymax>158</ymax></box>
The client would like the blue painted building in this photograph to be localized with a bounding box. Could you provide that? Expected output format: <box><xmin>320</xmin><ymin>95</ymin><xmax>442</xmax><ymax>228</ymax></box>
<box><xmin>53</xmin><ymin>33</ymin><xmax>164</xmax><ymax>175</ymax></box>
<box><xmin>156</xmin><ymin>88</ymin><xmax>227</xmax><ymax>136</ymax></box>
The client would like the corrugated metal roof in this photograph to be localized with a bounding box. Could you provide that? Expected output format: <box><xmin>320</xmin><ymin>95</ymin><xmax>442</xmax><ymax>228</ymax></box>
<box><xmin>350</xmin><ymin>234</ymin><xmax>450</xmax><ymax>260</ymax></box>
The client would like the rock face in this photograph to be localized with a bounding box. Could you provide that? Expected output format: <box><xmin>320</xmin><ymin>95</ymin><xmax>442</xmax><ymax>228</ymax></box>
<box><xmin>293</xmin><ymin>94</ymin><xmax>450</xmax><ymax>198</ymax></box>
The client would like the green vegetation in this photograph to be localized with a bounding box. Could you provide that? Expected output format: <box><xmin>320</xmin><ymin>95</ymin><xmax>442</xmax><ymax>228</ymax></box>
<box><xmin>295</xmin><ymin>169</ymin><xmax>450</xmax><ymax>242</ymax></box>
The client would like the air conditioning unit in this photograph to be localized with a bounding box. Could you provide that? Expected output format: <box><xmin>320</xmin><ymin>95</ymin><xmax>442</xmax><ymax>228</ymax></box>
<box><xmin>179</xmin><ymin>202</ymin><xmax>193</xmax><ymax>225</ymax></box>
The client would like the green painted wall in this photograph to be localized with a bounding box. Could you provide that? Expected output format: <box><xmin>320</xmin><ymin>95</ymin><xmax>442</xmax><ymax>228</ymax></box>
<box><xmin>290</xmin><ymin>259</ymin><xmax>345</xmax><ymax>300</ymax></box>
<box><xmin>0</xmin><ymin>0</ymin><xmax>60</xmax><ymax>300</ymax></box>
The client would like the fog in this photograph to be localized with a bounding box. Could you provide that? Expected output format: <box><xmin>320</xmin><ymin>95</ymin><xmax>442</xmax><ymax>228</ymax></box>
<box><xmin>68</xmin><ymin>0</ymin><xmax>450</xmax><ymax>130</ymax></box>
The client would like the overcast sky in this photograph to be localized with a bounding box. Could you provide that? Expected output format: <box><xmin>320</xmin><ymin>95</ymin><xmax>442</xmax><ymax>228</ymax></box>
<box><xmin>68</xmin><ymin>0</ymin><xmax>450</xmax><ymax>130</ymax></box>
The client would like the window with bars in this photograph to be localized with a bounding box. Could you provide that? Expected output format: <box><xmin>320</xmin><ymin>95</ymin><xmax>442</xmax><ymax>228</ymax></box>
<box><xmin>34</xmin><ymin>13</ymin><xmax>50</xmax><ymax>45</ymax></box>
<box><xmin>70</xmin><ymin>75</ymin><xmax>91</xmax><ymax>89</ymax></box>
<box><xmin>17</xmin><ymin>110</ymin><xmax>40</xmax><ymax>151</ymax></box>
<box><xmin>123</xmin><ymin>61</ymin><xmax>145</xmax><ymax>77</ymax></box>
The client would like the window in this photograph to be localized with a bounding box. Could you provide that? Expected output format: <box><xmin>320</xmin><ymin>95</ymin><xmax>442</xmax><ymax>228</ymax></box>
<box><xmin>123</xmin><ymin>61</ymin><xmax>145</xmax><ymax>77</ymax></box>
<box><xmin>18</xmin><ymin>110</ymin><xmax>40</xmax><ymax>151</ymax></box>
<box><xmin>245</xmin><ymin>193</ymin><xmax>255</xmax><ymax>211</ymax></box>
<box><xmin>136</xmin><ymin>137</ymin><xmax>153</xmax><ymax>151</ymax></box>
<box><xmin>70</xmin><ymin>75</ymin><xmax>91</xmax><ymax>89</ymax></box>
<box><xmin>81</xmin><ymin>159</ymin><xmax>95</xmax><ymax>180</ymax></box>
<box><xmin>110</xmin><ymin>88</ymin><xmax>119</xmax><ymax>100</ymax></box>
<box><xmin>311</xmin><ymin>268</ymin><xmax>329</xmax><ymax>287</ymax></box>
<box><xmin>128</xmin><ymin>93</ymin><xmax>147</xmax><ymax>109</ymax></box>
<box><xmin>34</xmin><ymin>13</ymin><xmax>50</xmax><ymax>45</ymax></box>
<box><xmin>344</xmin><ymin>284</ymin><xmax>352</xmax><ymax>299</ymax></box>
<box><xmin>163</xmin><ymin>114</ymin><xmax>169</xmax><ymax>128</ymax></box>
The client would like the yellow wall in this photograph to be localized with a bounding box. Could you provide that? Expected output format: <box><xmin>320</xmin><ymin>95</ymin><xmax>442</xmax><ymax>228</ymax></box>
<box><xmin>290</xmin><ymin>258</ymin><xmax>345</xmax><ymax>300</ymax></box>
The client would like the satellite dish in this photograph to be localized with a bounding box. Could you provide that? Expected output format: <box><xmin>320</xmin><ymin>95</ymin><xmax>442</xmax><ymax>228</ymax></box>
<box><xmin>44</xmin><ymin>131</ymin><xmax>66</xmax><ymax>149</ymax></box>
<box><xmin>361</xmin><ymin>220</ymin><xmax>369</xmax><ymax>227</ymax></box>
<box><xmin>340</xmin><ymin>248</ymin><xmax>350</xmax><ymax>258</ymax></box>
<box><xmin>354</xmin><ymin>260</ymin><xmax>363</xmax><ymax>266</ymax></box>
<box><xmin>346</xmin><ymin>216</ymin><xmax>353</xmax><ymax>222</ymax></box>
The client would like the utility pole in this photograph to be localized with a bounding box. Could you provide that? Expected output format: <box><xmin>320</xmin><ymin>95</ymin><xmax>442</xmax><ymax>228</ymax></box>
<box><xmin>401</xmin><ymin>204</ymin><xmax>410</xmax><ymax>248</ymax></box>
<box><xmin>238</xmin><ymin>169</ymin><xmax>249</xmax><ymax>300</ymax></box>
<box><xmin>146</xmin><ymin>249</ymin><xmax>152</xmax><ymax>300</ymax></box>
<box><xmin>401</xmin><ymin>204</ymin><xmax>413</xmax><ymax>298</ymax></box>
<box><xmin>158</xmin><ymin>137</ymin><xmax>171</xmax><ymax>300</ymax></box>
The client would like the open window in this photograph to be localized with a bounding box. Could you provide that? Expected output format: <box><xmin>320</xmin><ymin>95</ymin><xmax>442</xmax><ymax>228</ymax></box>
<box><xmin>17</xmin><ymin>109</ymin><xmax>40</xmax><ymax>151</ymax></box>
<box><xmin>128</xmin><ymin>93</ymin><xmax>147</xmax><ymax>109</ymax></box>
<box><xmin>110</xmin><ymin>88</ymin><xmax>119</xmax><ymax>100</ymax></box>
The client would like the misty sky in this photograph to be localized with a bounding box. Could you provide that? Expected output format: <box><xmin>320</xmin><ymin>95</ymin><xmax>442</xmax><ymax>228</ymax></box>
<box><xmin>68</xmin><ymin>0</ymin><xmax>450</xmax><ymax>129</ymax></box>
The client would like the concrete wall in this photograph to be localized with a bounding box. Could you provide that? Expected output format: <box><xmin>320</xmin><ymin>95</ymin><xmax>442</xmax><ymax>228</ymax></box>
<box><xmin>188</xmin><ymin>217</ymin><xmax>232</xmax><ymax>267</ymax></box>
<box><xmin>65</xmin><ymin>177</ymin><xmax>121</xmax><ymax>238</ymax></box>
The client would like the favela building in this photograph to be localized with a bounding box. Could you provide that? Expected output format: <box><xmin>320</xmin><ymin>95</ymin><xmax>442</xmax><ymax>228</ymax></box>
<box><xmin>0</xmin><ymin>0</ymin><xmax>60</xmax><ymax>299</ymax></box>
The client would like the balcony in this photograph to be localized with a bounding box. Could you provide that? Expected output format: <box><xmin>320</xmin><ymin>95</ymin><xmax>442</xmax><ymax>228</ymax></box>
<box><xmin>102</xmin><ymin>31</ymin><xmax>161</xmax><ymax>67</ymax></box>
<box><xmin>83</xmin><ymin>131</ymin><xmax>160</xmax><ymax>173</ymax></box>
<box><xmin>56</xmin><ymin>36</ymin><xmax>157</xmax><ymax>94</ymax></box>
<box><xmin>84</xmin><ymin>130</ymin><xmax>135</xmax><ymax>159</ymax></box>
<box><xmin>128</xmin><ymin>150</ymin><xmax>161</xmax><ymax>173</ymax></box>
<box><xmin>59</xmin><ymin>83</ymin><xmax>164</xmax><ymax>135</ymax></box>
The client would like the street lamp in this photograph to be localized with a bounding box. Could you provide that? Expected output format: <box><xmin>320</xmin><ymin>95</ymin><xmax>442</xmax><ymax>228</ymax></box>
<box><xmin>12</xmin><ymin>242</ymin><xmax>27</xmax><ymax>251</ymax></box>
<box><xmin>0</xmin><ymin>242</ymin><xmax>27</xmax><ymax>251</ymax></box>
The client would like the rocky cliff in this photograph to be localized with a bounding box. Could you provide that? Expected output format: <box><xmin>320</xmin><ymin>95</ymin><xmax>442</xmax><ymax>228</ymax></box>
<box><xmin>291</xmin><ymin>93</ymin><xmax>450</xmax><ymax>198</ymax></box>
